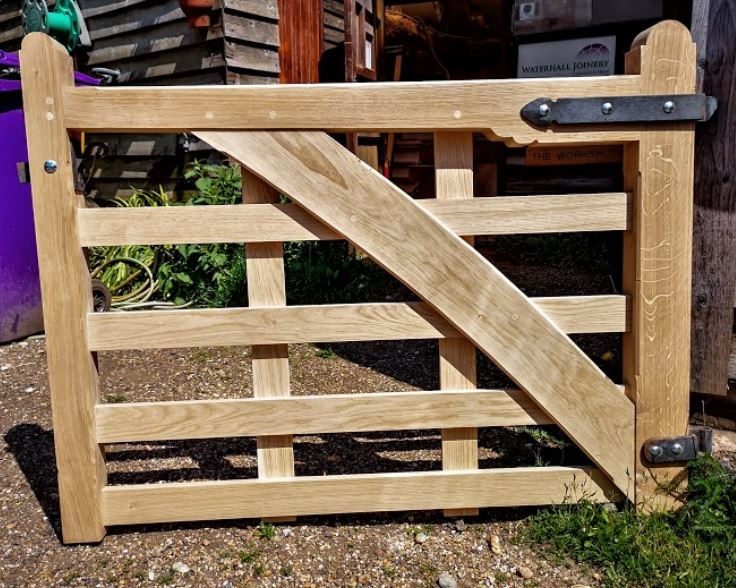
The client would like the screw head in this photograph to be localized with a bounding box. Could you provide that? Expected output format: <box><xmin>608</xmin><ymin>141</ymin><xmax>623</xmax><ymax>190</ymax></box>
<box><xmin>648</xmin><ymin>445</ymin><xmax>663</xmax><ymax>458</ymax></box>
<box><xmin>538</xmin><ymin>103</ymin><xmax>551</xmax><ymax>117</ymax></box>
<box><xmin>601</xmin><ymin>102</ymin><xmax>614</xmax><ymax>115</ymax></box>
<box><xmin>43</xmin><ymin>160</ymin><xmax>58</xmax><ymax>174</ymax></box>
<box><xmin>671</xmin><ymin>442</ymin><xmax>684</xmax><ymax>456</ymax></box>
<box><xmin>663</xmin><ymin>100</ymin><xmax>676</xmax><ymax>114</ymax></box>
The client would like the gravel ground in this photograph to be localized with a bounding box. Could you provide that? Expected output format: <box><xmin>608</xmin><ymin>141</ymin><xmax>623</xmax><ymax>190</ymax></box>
<box><xmin>1</xmin><ymin>331</ymin><xmax>609</xmax><ymax>588</ymax></box>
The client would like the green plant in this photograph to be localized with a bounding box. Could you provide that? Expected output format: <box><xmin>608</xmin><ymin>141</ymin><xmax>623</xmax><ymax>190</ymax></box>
<box><xmin>238</xmin><ymin>544</ymin><xmax>260</xmax><ymax>564</ymax></box>
<box><xmin>184</xmin><ymin>160</ymin><xmax>242</xmax><ymax>206</ymax></box>
<box><xmin>91</xmin><ymin>162</ymin><xmax>400</xmax><ymax>309</ymax></box>
<box><xmin>315</xmin><ymin>346</ymin><xmax>337</xmax><ymax>359</ymax></box>
<box><xmin>255</xmin><ymin>522</ymin><xmax>277</xmax><ymax>540</ymax></box>
<box><xmin>90</xmin><ymin>165</ymin><xmax>246</xmax><ymax>308</ymax></box>
<box><xmin>523</xmin><ymin>456</ymin><xmax>736</xmax><ymax>587</ymax></box>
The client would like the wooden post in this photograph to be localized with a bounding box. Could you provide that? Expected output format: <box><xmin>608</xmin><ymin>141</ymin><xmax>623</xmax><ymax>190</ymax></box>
<box><xmin>622</xmin><ymin>21</ymin><xmax>697</xmax><ymax>509</ymax></box>
<box><xmin>434</xmin><ymin>131</ymin><xmax>479</xmax><ymax>517</ymax></box>
<box><xmin>690</xmin><ymin>0</ymin><xmax>736</xmax><ymax>397</ymax></box>
<box><xmin>20</xmin><ymin>33</ymin><xmax>106</xmax><ymax>542</ymax></box>
<box><xmin>243</xmin><ymin>169</ymin><xmax>296</xmax><ymax>521</ymax></box>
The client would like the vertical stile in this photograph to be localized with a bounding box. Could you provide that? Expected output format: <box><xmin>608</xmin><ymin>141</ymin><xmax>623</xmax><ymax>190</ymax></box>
<box><xmin>20</xmin><ymin>34</ymin><xmax>107</xmax><ymax>543</ymax></box>
<box><xmin>622</xmin><ymin>21</ymin><xmax>697</xmax><ymax>510</ymax></box>
<box><xmin>243</xmin><ymin>169</ymin><xmax>296</xmax><ymax>521</ymax></box>
<box><xmin>434</xmin><ymin>131</ymin><xmax>480</xmax><ymax>517</ymax></box>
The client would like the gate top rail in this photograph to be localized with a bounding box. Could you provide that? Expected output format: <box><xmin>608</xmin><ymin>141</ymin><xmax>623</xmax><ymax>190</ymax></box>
<box><xmin>18</xmin><ymin>20</ymin><xmax>693</xmax><ymax>146</ymax></box>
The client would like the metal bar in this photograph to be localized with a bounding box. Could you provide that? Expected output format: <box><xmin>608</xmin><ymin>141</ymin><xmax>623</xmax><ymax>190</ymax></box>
<box><xmin>522</xmin><ymin>94</ymin><xmax>717</xmax><ymax>127</ymax></box>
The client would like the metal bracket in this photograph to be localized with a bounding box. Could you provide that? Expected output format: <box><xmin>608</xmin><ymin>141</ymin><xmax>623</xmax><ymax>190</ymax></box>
<box><xmin>16</xmin><ymin>161</ymin><xmax>30</xmax><ymax>184</ymax></box>
<box><xmin>521</xmin><ymin>94</ymin><xmax>718</xmax><ymax>127</ymax></box>
<box><xmin>643</xmin><ymin>429</ymin><xmax>713</xmax><ymax>465</ymax></box>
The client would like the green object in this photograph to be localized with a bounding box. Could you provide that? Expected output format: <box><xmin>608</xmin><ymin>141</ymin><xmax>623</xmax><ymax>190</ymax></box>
<box><xmin>22</xmin><ymin>0</ymin><xmax>82</xmax><ymax>52</ymax></box>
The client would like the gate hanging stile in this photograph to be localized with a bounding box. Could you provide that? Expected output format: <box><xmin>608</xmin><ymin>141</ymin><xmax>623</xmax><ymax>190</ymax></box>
<box><xmin>20</xmin><ymin>20</ymin><xmax>700</xmax><ymax>543</ymax></box>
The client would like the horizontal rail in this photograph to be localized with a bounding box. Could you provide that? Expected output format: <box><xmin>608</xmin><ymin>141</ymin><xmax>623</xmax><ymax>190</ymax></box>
<box><xmin>95</xmin><ymin>389</ymin><xmax>554</xmax><ymax>443</ymax></box>
<box><xmin>87</xmin><ymin>296</ymin><xmax>628</xmax><ymax>351</ymax></box>
<box><xmin>101</xmin><ymin>467</ymin><xmax>619</xmax><ymax>525</ymax></box>
<box><xmin>62</xmin><ymin>77</ymin><xmax>642</xmax><ymax>145</ymax></box>
<box><xmin>78</xmin><ymin>193</ymin><xmax>630</xmax><ymax>246</ymax></box>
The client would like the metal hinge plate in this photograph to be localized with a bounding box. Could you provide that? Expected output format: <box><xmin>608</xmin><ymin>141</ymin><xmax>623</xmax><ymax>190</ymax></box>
<box><xmin>521</xmin><ymin>94</ymin><xmax>718</xmax><ymax>127</ymax></box>
<box><xmin>643</xmin><ymin>429</ymin><xmax>713</xmax><ymax>465</ymax></box>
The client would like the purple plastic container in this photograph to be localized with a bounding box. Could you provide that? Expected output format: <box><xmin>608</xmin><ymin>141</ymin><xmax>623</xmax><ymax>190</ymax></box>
<box><xmin>0</xmin><ymin>51</ymin><xmax>99</xmax><ymax>343</ymax></box>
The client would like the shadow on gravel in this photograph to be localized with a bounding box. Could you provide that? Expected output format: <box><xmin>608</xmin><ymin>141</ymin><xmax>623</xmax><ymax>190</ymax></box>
<box><xmin>4</xmin><ymin>423</ymin><xmax>62</xmax><ymax>540</ymax></box>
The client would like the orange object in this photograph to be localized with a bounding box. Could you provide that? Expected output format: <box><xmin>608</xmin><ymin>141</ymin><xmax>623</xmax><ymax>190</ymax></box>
<box><xmin>178</xmin><ymin>0</ymin><xmax>214</xmax><ymax>27</ymax></box>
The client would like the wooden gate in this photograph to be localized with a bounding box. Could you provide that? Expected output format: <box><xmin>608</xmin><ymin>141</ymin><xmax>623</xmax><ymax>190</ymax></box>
<box><xmin>20</xmin><ymin>20</ymin><xmax>696</xmax><ymax>543</ymax></box>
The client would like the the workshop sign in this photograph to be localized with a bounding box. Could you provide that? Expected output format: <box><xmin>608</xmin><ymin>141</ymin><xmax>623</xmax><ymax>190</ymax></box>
<box><xmin>517</xmin><ymin>36</ymin><xmax>616</xmax><ymax>78</ymax></box>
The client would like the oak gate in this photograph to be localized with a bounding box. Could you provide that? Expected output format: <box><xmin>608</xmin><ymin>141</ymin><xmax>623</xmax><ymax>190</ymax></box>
<box><xmin>20</xmin><ymin>20</ymin><xmax>700</xmax><ymax>543</ymax></box>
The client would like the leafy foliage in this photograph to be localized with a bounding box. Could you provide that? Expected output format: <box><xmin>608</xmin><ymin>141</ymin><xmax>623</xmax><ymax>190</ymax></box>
<box><xmin>91</xmin><ymin>162</ymin><xmax>397</xmax><ymax>308</ymax></box>
<box><xmin>524</xmin><ymin>456</ymin><xmax>736</xmax><ymax>587</ymax></box>
<box><xmin>90</xmin><ymin>165</ymin><xmax>246</xmax><ymax>307</ymax></box>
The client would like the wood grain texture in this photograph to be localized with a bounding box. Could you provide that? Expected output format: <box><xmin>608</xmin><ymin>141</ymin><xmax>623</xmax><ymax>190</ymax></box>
<box><xmin>690</xmin><ymin>0</ymin><xmax>736</xmax><ymax>397</ymax></box>
<box><xmin>243</xmin><ymin>171</ymin><xmax>295</xmax><ymax>511</ymax></box>
<box><xmin>86</xmin><ymin>296</ymin><xmax>629</xmax><ymax>351</ymax></box>
<box><xmin>435</xmin><ymin>131</ymin><xmax>478</xmax><ymax>517</ymax></box>
<box><xmin>62</xmin><ymin>76</ymin><xmax>644</xmax><ymax>145</ymax></box>
<box><xmin>196</xmin><ymin>130</ymin><xmax>635</xmax><ymax>496</ymax></box>
<box><xmin>623</xmin><ymin>20</ymin><xmax>696</xmax><ymax>510</ymax></box>
<box><xmin>19</xmin><ymin>34</ymin><xmax>106</xmax><ymax>543</ymax></box>
<box><xmin>77</xmin><ymin>193</ymin><xmax>630</xmax><ymax>246</ymax></box>
<box><xmin>95</xmin><ymin>389</ymin><xmax>554</xmax><ymax>443</ymax></box>
<box><xmin>101</xmin><ymin>467</ymin><xmax>619</xmax><ymax>525</ymax></box>
<box><xmin>278</xmin><ymin>0</ymin><xmax>322</xmax><ymax>83</ymax></box>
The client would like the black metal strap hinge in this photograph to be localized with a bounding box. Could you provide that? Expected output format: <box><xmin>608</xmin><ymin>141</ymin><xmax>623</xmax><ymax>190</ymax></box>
<box><xmin>643</xmin><ymin>429</ymin><xmax>713</xmax><ymax>465</ymax></box>
<box><xmin>521</xmin><ymin>94</ymin><xmax>718</xmax><ymax>127</ymax></box>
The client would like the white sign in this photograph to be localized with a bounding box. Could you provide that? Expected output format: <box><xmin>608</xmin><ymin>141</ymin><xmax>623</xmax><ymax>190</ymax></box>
<box><xmin>517</xmin><ymin>36</ymin><xmax>616</xmax><ymax>78</ymax></box>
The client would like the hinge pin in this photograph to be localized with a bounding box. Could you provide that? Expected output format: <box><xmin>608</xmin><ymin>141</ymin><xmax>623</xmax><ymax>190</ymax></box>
<box><xmin>601</xmin><ymin>102</ymin><xmax>614</xmax><ymax>115</ymax></box>
<box><xmin>538</xmin><ymin>103</ymin><xmax>550</xmax><ymax>117</ymax></box>
<box><xmin>663</xmin><ymin>100</ymin><xmax>676</xmax><ymax>114</ymax></box>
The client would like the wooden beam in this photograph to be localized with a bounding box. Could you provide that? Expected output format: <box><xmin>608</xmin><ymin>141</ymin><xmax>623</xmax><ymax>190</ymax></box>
<box><xmin>61</xmin><ymin>76</ymin><xmax>644</xmax><ymax>145</ymax></box>
<box><xmin>434</xmin><ymin>131</ymin><xmax>478</xmax><ymax>517</ymax></box>
<box><xmin>77</xmin><ymin>193</ymin><xmax>631</xmax><ymax>246</ymax></box>
<box><xmin>101</xmin><ymin>467</ymin><xmax>619</xmax><ymax>525</ymax></box>
<box><xmin>690</xmin><ymin>0</ymin><xmax>736</xmax><ymax>397</ymax></box>
<box><xmin>86</xmin><ymin>296</ymin><xmax>629</xmax><ymax>351</ymax></box>
<box><xmin>95</xmin><ymin>389</ymin><xmax>554</xmax><ymax>443</ymax></box>
<box><xmin>19</xmin><ymin>33</ymin><xmax>106</xmax><ymax>543</ymax></box>
<box><xmin>195</xmin><ymin>130</ymin><xmax>635</xmax><ymax>497</ymax></box>
<box><xmin>243</xmin><ymin>170</ymin><xmax>295</xmax><ymax>521</ymax></box>
<box><xmin>623</xmin><ymin>21</ymin><xmax>697</xmax><ymax>510</ymax></box>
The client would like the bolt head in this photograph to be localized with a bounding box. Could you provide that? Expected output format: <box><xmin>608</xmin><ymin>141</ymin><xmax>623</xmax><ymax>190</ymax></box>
<box><xmin>648</xmin><ymin>445</ymin><xmax>663</xmax><ymax>458</ymax></box>
<box><xmin>671</xmin><ymin>442</ymin><xmax>684</xmax><ymax>455</ymax></box>
<box><xmin>43</xmin><ymin>160</ymin><xmax>58</xmax><ymax>174</ymax></box>
<box><xmin>663</xmin><ymin>100</ymin><xmax>676</xmax><ymax>114</ymax></box>
<box><xmin>601</xmin><ymin>102</ymin><xmax>614</xmax><ymax>115</ymax></box>
<box><xmin>538</xmin><ymin>103</ymin><xmax>551</xmax><ymax>117</ymax></box>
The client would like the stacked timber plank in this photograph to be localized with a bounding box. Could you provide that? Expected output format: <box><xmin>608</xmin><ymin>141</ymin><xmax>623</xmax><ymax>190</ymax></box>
<box><xmin>324</xmin><ymin>0</ymin><xmax>345</xmax><ymax>50</ymax></box>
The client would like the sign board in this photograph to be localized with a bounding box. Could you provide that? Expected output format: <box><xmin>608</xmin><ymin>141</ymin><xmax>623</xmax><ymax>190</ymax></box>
<box><xmin>517</xmin><ymin>35</ymin><xmax>616</xmax><ymax>78</ymax></box>
<box><xmin>526</xmin><ymin>145</ymin><xmax>623</xmax><ymax>166</ymax></box>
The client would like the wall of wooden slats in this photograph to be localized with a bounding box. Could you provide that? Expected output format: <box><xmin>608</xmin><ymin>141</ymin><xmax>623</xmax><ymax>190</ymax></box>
<box><xmin>0</xmin><ymin>0</ymin><xmax>281</xmax><ymax>198</ymax></box>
